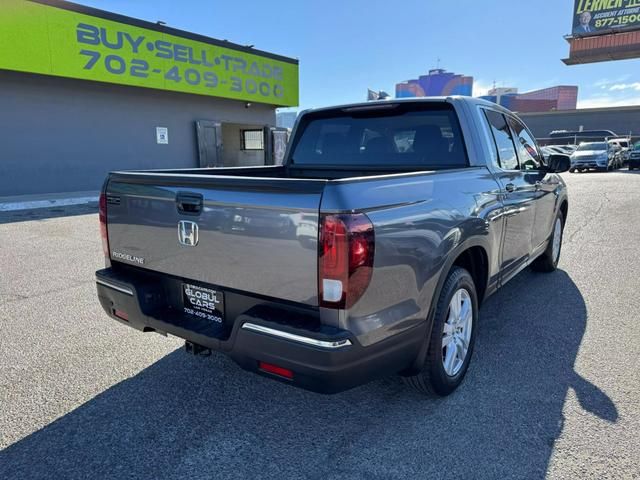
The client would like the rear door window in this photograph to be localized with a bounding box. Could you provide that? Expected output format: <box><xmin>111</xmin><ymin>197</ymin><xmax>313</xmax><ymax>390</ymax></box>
<box><xmin>290</xmin><ymin>103</ymin><xmax>468</xmax><ymax>169</ymax></box>
<box><xmin>483</xmin><ymin>110</ymin><xmax>519</xmax><ymax>170</ymax></box>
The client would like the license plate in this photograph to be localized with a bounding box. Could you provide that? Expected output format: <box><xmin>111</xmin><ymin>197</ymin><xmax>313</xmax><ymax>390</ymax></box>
<box><xmin>182</xmin><ymin>283</ymin><xmax>224</xmax><ymax>324</ymax></box>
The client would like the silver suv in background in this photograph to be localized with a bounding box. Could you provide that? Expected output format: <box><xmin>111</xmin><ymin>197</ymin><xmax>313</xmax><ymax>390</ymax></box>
<box><xmin>570</xmin><ymin>142</ymin><xmax>619</xmax><ymax>172</ymax></box>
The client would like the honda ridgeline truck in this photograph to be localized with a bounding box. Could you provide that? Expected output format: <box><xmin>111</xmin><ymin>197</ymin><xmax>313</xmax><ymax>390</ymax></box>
<box><xmin>96</xmin><ymin>97</ymin><xmax>570</xmax><ymax>395</ymax></box>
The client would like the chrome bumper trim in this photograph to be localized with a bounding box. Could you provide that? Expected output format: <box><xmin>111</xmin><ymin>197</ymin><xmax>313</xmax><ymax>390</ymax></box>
<box><xmin>241</xmin><ymin>322</ymin><xmax>352</xmax><ymax>349</ymax></box>
<box><xmin>96</xmin><ymin>278</ymin><xmax>134</xmax><ymax>296</ymax></box>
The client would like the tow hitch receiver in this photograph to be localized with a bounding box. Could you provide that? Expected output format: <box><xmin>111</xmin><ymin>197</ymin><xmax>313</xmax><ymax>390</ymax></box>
<box><xmin>185</xmin><ymin>341</ymin><xmax>211</xmax><ymax>356</ymax></box>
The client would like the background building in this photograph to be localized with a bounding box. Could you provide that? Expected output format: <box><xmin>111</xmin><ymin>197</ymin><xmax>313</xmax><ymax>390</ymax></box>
<box><xmin>487</xmin><ymin>87</ymin><xmax>519</xmax><ymax>105</ymax></box>
<box><xmin>519</xmin><ymin>105</ymin><xmax>640</xmax><ymax>143</ymax></box>
<box><xmin>396</xmin><ymin>69</ymin><xmax>474</xmax><ymax>98</ymax></box>
<box><xmin>480</xmin><ymin>86</ymin><xmax>578</xmax><ymax>113</ymax></box>
<box><xmin>367</xmin><ymin>89</ymin><xmax>391</xmax><ymax>101</ymax></box>
<box><xmin>0</xmin><ymin>0</ymin><xmax>299</xmax><ymax>197</ymax></box>
<box><xmin>276</xmin><ymin>111</ymin><xmax>298</xmax><ymax>129</ymax></box>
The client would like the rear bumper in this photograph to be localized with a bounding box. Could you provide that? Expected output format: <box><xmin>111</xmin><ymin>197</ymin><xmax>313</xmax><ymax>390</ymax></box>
<box><xmin>96</xmin><ymin>268</ymin><xmax>424</xmax><ymax>394</ymax></box>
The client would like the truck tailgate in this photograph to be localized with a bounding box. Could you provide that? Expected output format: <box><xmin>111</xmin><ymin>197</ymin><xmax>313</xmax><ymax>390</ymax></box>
<box><xmin>105</xmin><ymin>173</ymin><xmax>325</xmax><ymax>305</ymax></box>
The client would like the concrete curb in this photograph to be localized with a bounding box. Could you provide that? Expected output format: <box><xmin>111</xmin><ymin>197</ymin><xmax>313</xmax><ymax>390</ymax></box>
<box><xmin>0</xmin><ymin>191</ymin><xmax>99</xmax><ymax>212</ymax></box>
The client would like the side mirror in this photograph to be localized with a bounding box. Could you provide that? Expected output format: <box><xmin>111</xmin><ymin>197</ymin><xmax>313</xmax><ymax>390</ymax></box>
<box><xmin>547</xmin><ymin>154</ymin><xmax>571</xmax><ymax>173</ymax></box>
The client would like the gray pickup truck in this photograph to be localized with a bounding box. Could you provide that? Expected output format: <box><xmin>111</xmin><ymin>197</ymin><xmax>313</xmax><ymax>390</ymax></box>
<box><xmin>96</xmin><ymin>97</ymin><xmax>570</xmax><ymax>395</ymax></box>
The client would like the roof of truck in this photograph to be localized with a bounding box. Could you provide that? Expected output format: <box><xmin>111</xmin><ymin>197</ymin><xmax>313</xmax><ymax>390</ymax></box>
<box><xmin>300</xmin><ymin>96</ymin><xmax>512</xmax><ymax>116</ymax></box>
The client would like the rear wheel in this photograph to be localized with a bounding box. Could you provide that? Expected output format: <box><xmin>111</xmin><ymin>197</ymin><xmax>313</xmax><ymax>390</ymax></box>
<box><xmin>402</xmin><ymin>267</ymin><xmax>477</xmax><ymax>396</ymax></box>
<box><xmin>531</xmin><ymin>210</ymin><xmax>564</xmax><ymax>272</ymax></box>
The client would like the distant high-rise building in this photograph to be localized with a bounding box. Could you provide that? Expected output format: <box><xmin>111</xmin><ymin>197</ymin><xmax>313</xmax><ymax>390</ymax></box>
<box><xmin>480</xmin><ymin>86</ymin><xmax>578</xmax><ymax>113</ymax></box>
<box><xmin>276</xmin><ymin>111</ymin><xmax>298</xmax><ymax>129</ymax></box>
<box><xmin>488</xmin><ymin>87</ymin><xmax>519</xmax><ymax>104</ymax></box>
<box><xmin>367</xmin><ymin>89</ymin><xmax>391</xmax><ymax>101</ymax></box>
<box><xmin>396</xmin><ymin>69</ymin><xmax>474</xmax><ymax>98</ymax></box>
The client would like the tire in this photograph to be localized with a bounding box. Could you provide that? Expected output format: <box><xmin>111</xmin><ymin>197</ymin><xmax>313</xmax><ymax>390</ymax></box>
<box><xmin>531</xmin><ymin>210</ymin><xmax>564</xmax><ymax>273</ymax></box>
<box><xmin>569</xmin><ymin>168</ymin><xmax>575</xmax><ymax>173</ymax></box>
<box><xmin>402</xmin><ymin>267</ymin><xmax>478</xmax><ymax>396</ymax></box>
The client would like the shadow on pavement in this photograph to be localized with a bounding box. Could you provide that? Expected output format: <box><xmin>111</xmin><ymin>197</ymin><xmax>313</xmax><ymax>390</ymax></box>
<box><xmin>0</xmin><ymin>202</ymin><xmax>98</xmax><ymax>224</ymax></box>
<box><xmin>0</xmin><ymin>269</ymin><xmax>616</xmax><ymax>479</ymax></box>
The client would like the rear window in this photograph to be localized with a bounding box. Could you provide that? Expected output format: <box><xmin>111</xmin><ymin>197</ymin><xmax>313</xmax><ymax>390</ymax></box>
<box><xmin>290</xmin><ymin>103</ymin><xmax>468</xmax><ymax>169</ymax></box>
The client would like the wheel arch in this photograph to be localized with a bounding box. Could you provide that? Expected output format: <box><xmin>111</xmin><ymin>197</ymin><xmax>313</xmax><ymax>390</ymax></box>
<box><xmin>559</xmin><ymin>198</ymin><xmax>569</xmax><ymax>226</ymax></box>
<box><xmin>401</xmin><ymin>236</ymin><xmax>492</xmax><ymax>375</ymax></box>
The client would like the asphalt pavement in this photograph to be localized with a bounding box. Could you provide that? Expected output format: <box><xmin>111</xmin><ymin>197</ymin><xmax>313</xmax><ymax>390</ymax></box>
<box><xmin>1</xmin><ymin>171</ymin><xmax>639</xmax><ymax>479</ymax></box>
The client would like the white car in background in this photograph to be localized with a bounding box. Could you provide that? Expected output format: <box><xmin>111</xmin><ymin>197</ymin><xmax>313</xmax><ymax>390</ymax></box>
<box><xmin>608</xmin><ymin>139</ymin><xmax>631</xmax><ymax>165</ymax></box>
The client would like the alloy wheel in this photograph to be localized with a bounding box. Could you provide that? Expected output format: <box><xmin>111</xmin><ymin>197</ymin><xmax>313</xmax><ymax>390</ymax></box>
<box><xmin>552</xmin><ymin>217</ymin><xmax>562</xmax><ymax>264</ymax></box>
<box><xmin>442</xmin><ymin>288</ymin><xmax>473</xmax><ymax>376</ymax></box>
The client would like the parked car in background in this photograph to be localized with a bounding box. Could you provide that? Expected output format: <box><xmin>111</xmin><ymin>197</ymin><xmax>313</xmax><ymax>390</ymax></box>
<box><xmin>541</xmin><ymin>146</ymin><xmax>558</xmax><ymax>161</ymax></box>
<box><xmin>556</xmin><ymin>145</ymin><xmax>578</xmax><ymax>155</ymax></box>
<box><xmin>628</xmin><ymin>143</ymin><xmax>640</xmax><ymax>171</ymax></box>
<box><xmin>609</xmin><ymin>138</ymin><xmax>631</xmax><ymax>165</ymax></box>
<box><xmin>541</xmin><ymin>145</ymin><xmax>577</xmax><ymax>161</ymax></box>
<box><xmin>570</xmin><ymin>142</ymin><xmax>619</xmax><ymax>172</ymax></box>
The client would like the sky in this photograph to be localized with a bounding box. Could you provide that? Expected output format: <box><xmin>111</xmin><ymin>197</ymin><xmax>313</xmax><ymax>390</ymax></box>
<box><xmin>72</xmin><ymin>0</ymin><xmax>640</xmax><ymax>112</ymax></box>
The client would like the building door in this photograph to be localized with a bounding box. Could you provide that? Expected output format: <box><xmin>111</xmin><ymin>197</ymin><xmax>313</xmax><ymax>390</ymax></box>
<box><xmin>196</xmin><ymin>120</ymin><xmax>222</xmax><ymax>167</ymax></box>
<box><xmin>264</xmin><ymin>127</ymin><xmax>289</xmax><ymax>165</ymax></box>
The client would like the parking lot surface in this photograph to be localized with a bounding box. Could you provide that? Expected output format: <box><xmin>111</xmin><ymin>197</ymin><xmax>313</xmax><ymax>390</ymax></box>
<box><xmin>1</xmin><ymin>171</ymin><xmax>639</xmax><ymax>479</ymax></box>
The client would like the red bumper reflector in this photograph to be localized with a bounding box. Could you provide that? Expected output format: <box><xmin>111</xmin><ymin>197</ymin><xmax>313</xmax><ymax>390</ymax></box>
<box><xmin>114</xmin><ymin>309</ymin><xmax>129</xmax><ymax>321</ymax></box>
<box><xmin>259</xmin><ymin>361</ymin><xmax>294</xmax><ymax>379</ymax></box>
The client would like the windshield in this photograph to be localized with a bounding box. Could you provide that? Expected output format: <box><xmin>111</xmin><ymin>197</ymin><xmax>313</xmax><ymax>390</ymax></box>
<box><xmin>290</xmin><ymin>103</ymin><xmax>468</xmax><ymax>168</ymax></box>
<box><xmin>577</xmin><ymin>142</ymin><xmax>607</xmax><ymax>151</ymax></box>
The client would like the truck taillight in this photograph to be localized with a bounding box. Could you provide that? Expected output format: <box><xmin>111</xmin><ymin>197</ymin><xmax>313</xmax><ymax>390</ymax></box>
<box><xmin>99</xmin><ymin>192</ymin><xmax>109</xmax><ymax>258</ymax></box>
<box><xmin>319</xmin><ymin>213</ymin><xmax>374</xmax><ymax>309</ymax></box>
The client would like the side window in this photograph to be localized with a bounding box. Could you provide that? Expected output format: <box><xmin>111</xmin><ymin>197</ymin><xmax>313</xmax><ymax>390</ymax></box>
<box><xmin>483</xmin><ymin>110</ymin><xmax>519</xmax><ymax>170</ymax></box>
<box><xmin>507</xmin><ymin>117</ymin><xmax>542</xmax><ymax>170</ymax></box>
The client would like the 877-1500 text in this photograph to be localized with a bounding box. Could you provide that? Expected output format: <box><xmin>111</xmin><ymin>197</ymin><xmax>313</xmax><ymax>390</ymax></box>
<box><xmin>183</xmin><ymin>307</ymin><xmax>223</xmax><ymax>323</ymax></box>
<box><xmin>79</xmin><ymin>50</ymin><xmax>284</xmax><ymax>98</ymax></box>
<box><xmin>595</xmin><ymin>14</ymin><xmax>639</xmax><ymax>27</ymax></box>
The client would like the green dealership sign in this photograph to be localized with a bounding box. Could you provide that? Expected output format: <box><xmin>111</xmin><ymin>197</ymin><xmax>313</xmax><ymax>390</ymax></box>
<box><xmin>0</xmin><ymin>0</ymin><xmax>299</xmax><ymax>106</ymax></box>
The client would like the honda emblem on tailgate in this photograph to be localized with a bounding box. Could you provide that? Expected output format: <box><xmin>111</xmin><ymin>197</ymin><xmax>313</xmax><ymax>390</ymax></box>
<box><xmin>178</xmin><ymin>220</ymin><xmax>199</xmax><ymax>246</ymax></box>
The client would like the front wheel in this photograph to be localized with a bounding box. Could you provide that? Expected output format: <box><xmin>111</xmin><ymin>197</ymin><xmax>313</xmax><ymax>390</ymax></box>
<box><xmin>531</xmin><ymin>210</ymin><xmax>564</xmax><ymax>272</ymax></box>
<box><xmin>402</xmin><ymin>267</ymin><xmax>478</xmax><ymax>396</ymax></box>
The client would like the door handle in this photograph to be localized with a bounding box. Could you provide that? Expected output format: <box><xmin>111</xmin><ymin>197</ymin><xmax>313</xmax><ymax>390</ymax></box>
<box><xmin>176</xmin><ymin>192</ymin><xmax>203</xmax><ymax>215</ymax></box>
<box><xmin>505</xmin><ymin>183</ymin><xmax>515</xmax><ymax>193</ymax></box>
